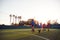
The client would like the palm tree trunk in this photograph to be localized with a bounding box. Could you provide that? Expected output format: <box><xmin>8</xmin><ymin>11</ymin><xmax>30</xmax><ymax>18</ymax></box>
<box><xmin>13</xmin><ymin>15</ymin><xmax>15</xmax><ymax>24</ymax></box>
<box><xmin>15</xmin><ymin>16</ymin><xmax>17</xmax><ymax>24</ymax></box>
<box><xmin>10</xmin><ymin>14</ymin><xmax>12</xmax><ymax>25</ymax></box>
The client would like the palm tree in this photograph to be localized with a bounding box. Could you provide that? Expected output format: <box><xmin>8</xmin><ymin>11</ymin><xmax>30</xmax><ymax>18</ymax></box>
<box><xmin>13</xmin><ymin>15</ymin><xmax>15</xmax><ymax>24</ymax></box>
<box><xmin>15</xmin><ymin>16</ymin><xmax>17</xmax><ymax>24</ymax></box>
<box><xmin>18</xmin><ymin>16</ymin><xmax>19</xmax><ymax>23</ymax></box>
<box><xmin>9</xmin><ymin>14</ymin><xmax>12</xmax><ymax>24</ymax></box>
<box><xmin>18</xmin><ymin>16</ymin><xmax>21</xmax><ymax>23</ymax></box>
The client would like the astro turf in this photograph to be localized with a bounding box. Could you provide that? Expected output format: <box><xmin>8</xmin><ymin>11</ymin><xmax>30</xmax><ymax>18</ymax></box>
<box><xmin>0</xmin><ymin>29</ymin><xmax>60</xmax><ymax>40</ymax></box>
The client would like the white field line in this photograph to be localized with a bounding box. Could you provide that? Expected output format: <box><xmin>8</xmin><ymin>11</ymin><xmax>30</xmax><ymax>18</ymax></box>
<box><xmin>31</xmin><ymin>34</ymin><xmax>50</xmax><ymax>40</ymax></box>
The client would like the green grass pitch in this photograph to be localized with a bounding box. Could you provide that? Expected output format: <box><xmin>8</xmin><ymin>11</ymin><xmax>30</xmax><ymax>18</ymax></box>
<box><xmin>0</xmin><ymin>29</ymin><xmax>60</xmax><ymax>40</ymax></box>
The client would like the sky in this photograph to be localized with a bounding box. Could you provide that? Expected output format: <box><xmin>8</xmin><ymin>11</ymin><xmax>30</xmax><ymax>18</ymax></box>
<box><xmin>0</xmin><ymin>0</ymin><xmax>60</xmax><ymax>25</ymax></box>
